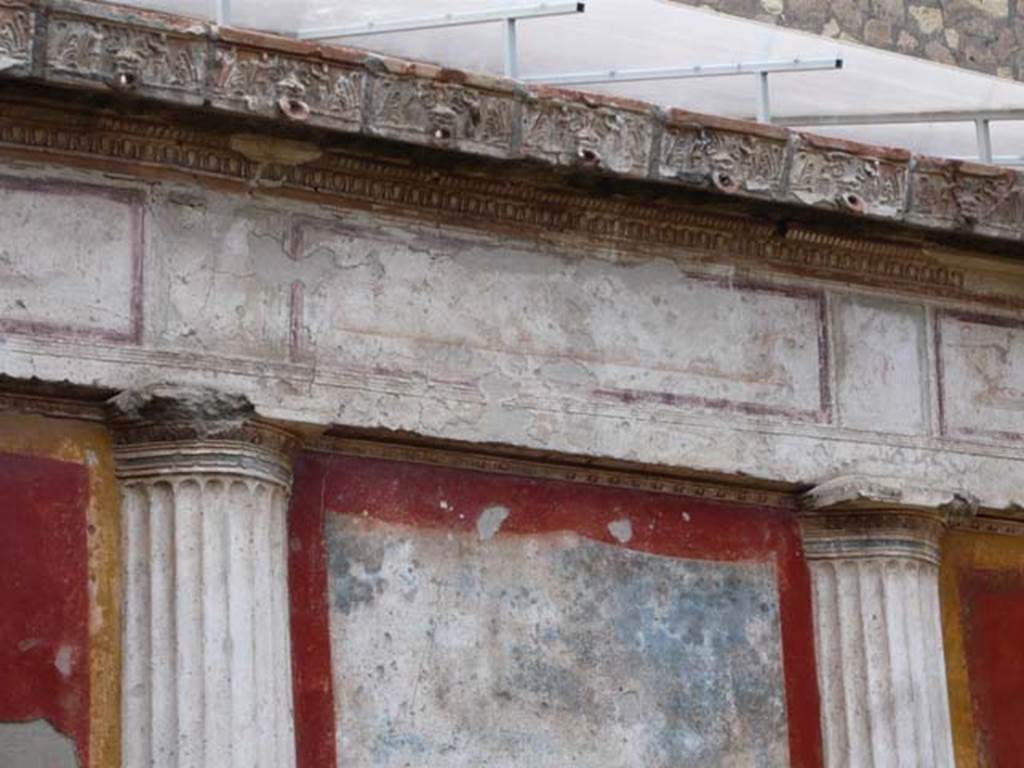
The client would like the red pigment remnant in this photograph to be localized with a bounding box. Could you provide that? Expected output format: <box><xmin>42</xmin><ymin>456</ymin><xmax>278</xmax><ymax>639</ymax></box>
<box><xmin>0</xmin><ymin>453</ymin><xmax>90</xmax><ymax>765</ymax></box>
<box><xmin>288</xmin><ymin>458</ymin><xmax>339</xmax><ymax>768</ymax></box>
<box><xmin>961</xmin><ymin>569</ymin><xmax>1024</xmax><ymax>766</ymax></box>
<box><xmin>288</xmin><ymin>451</ymin><xmax>823</xmax><ymax>768</ymax></box>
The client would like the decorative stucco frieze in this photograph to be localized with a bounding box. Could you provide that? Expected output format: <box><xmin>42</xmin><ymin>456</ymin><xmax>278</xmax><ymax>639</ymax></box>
<box><xmin>209</xmin><ymin>37</ymin><xmax>365</xmax><ymax>129</ymax></box>
<box><xmin>2</xmin><ymin>96</ymin><xmax>1016</xmax><ymax>310</ymax></box>
<box><xmin>367</xmin><ymin>70</ymin><xmax>516</xmax><ymax>157</ymax></box>
<box><xmin>521</xmin><ymin>89</ymin><xmax>654</xmax><ymax>176</ymax></box>
<box><xmin>44</xmin><ymin>9</ymin><xmax>207</xmax><ymax>104</ymax></box>
<box><xmin>908</xmin><ymin>157</ymin><xmax>1024</xmax><ymax>239</ymax></box>
<box><xmin>657</xmin><ymin>110</ymin><xmax>789</xmax><ymax>197</ymax></box>
<box><xmin>0</xmin><ymin>1</ymin><xmax>33</xmax><ymax>76</ymax></box>
<box><xmin>2</xmin><ymin>0</ymin><xmax>1023</xmax><ymax>246</ymax></box>
<box><xmin>787</xmin><ymin>134</ymin><xmax>910</xmax><ymax>218</ymax></box>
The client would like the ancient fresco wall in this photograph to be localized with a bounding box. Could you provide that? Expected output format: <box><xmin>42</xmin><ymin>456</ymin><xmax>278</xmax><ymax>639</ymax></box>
<box><xmin>288</xmin><ymin>451</ymin><xmax>822</xmax><ymax>767</ymax></box>
<box><xmin>941</xmin><ymin>527</ymin><xmax>1024</xmax><ymax>767</ymax></box>
<box><xmin>2</xmin><ymin>161</ymin><xmax>1024</xmax><ymax>512</ymax></box>
<box><xmin>0</xmin><ymin>414</ymin><xmax>121</xmax><ymax>768</ymax></box>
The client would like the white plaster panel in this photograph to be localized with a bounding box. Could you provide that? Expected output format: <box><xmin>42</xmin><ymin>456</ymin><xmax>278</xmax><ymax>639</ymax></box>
<box><xmin>938</xmin><ymin>312</ymin><xmax>1024</xmax><ymax>442</ymax></box>
<box><xmin>326</xmin><ymin>515</ymin><xmax>789</xmax><ymax>767</ymax></box>
<box><xmin>294</xmin><ymin>216</ymin><xmax>827</xmax><ymax>421</ymax></box>
<box><xmin>834</xmin><ymin>296</ymin><xmax>928</xmax><ymax>435</ymax></box>
<box><xmin>0</xmin><ymin>177</ymin><xmax>140</xmax><ymax>341</ymax></box>
<box><xmin>146</xmin><ymin>193</ymin><xmax>293</xmax><ymax>359</ymax></box>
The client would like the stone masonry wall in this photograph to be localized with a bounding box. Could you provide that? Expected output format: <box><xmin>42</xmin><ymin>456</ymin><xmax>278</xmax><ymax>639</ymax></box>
<box><xmin>674</xmin><ymin>0</ymin><xmax>1024</xmax><ymax>80</ymax></box>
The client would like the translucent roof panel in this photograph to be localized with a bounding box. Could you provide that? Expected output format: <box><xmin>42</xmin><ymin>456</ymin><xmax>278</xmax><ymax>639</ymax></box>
<box><xmin>120</xmin><ymin>0</ymin><xmax>1024</xmax><ymax>164</ymax></box>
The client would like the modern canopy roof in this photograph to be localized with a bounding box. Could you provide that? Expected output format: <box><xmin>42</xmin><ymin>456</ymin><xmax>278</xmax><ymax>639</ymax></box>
<box><xmin>119</xmin><ymin>0</ymin><xmax>1024</xmax><ymax>164</ymax></box>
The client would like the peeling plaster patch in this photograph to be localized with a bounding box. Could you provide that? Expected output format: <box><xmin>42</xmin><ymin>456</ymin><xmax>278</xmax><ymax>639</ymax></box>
<box><xmin>0</xmin><ymin>720</ymin><xmax>79</xmax><ymax>767</ymax></box>
<box><xmin>476</xmin><ymin>505</ymin><xmax>510</xmax><ymax>541</ymax></box>
<box><xmin>53</xmin><ymin>646</ymin><xmax>73</xmax><ymax>678</ymax></box>
<box><xmin>608</xmin><ymin>518</ymin><xmax>633</xmax><ymax>544</ymax></box>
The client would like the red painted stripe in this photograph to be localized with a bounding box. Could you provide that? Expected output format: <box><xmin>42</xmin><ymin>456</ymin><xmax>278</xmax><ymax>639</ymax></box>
<box><xmin>288</xmin><ymin>455</ymin><xmax>338</xmax><ymax>768</ymax></box>
<box><xmin>960</xmin><ymin>569</ymin><xmax>1024</xmax><ymax>766</ymax></box>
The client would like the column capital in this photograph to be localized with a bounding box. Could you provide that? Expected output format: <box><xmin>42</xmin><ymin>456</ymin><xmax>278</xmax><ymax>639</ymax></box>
<box><xmin>798</xmin><ymin>475</ymin><xmax>978</xmax><ymax>565</ymax></box>
<box><xmin>107</xmin><ymin>383</ymin><xmax>300</xmax><ymax>488</ymax></box>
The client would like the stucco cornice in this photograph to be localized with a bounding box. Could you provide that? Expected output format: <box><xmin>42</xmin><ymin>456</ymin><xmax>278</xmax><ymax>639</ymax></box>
<box><xmin>1</xmin><ymin>0</ymin><xmax>1022</xmax><ymax>245</ymax></box>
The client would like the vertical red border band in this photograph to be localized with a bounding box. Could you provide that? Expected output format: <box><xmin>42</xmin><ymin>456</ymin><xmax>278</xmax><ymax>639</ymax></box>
<box><xmin>288</xmin><ymin>456</ymin><xmax>338</xmax><ymax>768</ymax></box>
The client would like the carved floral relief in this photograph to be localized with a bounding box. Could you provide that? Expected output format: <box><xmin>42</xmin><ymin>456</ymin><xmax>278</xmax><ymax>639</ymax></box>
<box><xmin>911</xmin><ymin>166</ymin><xmax>1024</xmax><ymax>236</ymax></box>
<box><xmin>788</xmin><ymin>148</ymin><xmax>906</xmax><ymax>216</ymax></box>
<box><xmin>46</xmin><ymin>16</ymin><xmax>205</xmax><ymax>98</ymax></box>
<box><xmin>368</xmin><ymin>75</ymin><xmax>514</xmax><ymax>155</ymax></box>
<box><xmin>522</xmin><ymin>100</ymin><xmax>652</xmax><ymax>176</ymax></box>
<box><xmin>659</xmin><ymin>126</ymin><xmax>786</xmax><ymax>194</ymax></box>
<box><xmin>210</xmin><ymin>44</ymin><xmax>364</xmax><ymax>127</ymax></box>
<box><xmin>0</xmin><ymin>2</ymin><xmax>32</xmax><ymax>68</ymax></box>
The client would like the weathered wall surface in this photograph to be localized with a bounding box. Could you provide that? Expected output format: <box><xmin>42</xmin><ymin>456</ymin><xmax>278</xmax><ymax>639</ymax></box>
<box><xmin>2</xmin><ymin>160</ymin><xmax>1023</xmax><ymax>510</ymax></box>
<box><xmin>288</xmin><ymin>451</ymin><xmax>821</xmax><ymax>767</ymax></box>
<box><xmin>674</xmin><ymin>0</ymin><xmax>1024</xmax><ymax>80</ymax></box>
<box><xmin>941</xmin><ymin>526</ymin><xmax>1024</xmax><ymax>767</ymax></box>
<box><xmin>0</xmin><ymin>414</ymin><xmax>121</xmax><ymax>768</ymax></box>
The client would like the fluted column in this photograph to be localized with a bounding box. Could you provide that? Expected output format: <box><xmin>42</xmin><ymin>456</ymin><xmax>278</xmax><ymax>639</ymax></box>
<box><xmin>110</xmin><ymin>386</ymin><xmax>298</xmax><ymax>768</ymax></box>
<box><xmin>800</xmin><ymin>477</ymin><xmax>971</xmax><ymax>768</ymax></box>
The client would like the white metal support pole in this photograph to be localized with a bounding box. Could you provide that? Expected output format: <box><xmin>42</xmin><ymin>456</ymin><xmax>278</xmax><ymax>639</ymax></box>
<box><xmin>211</xmin><ymin>0</ymin><xmax>228</xmax><ymax>25</ymax></box>
<box><xmin>975</xmin><ymin>118</ymin><xmax>993</xmax><ymax>164</ymax></box>
<box><xmin>521</xmin><ymin>56</ymin><xmax>842</xmax><ymax>85</ymax></box>
<box><xmin>297</xmin><ymin>2</ymin><xmax>584</xmax><ymax>42</ymax></box>
<box><xmin>504</xmin><ymin>18</ymin><xmax>518</xmax><ymax>78</ymax></box>
<box><xmin>756</xmin><ymin>71</ymin><xmax>770</xmax><ymax>123</ymax></box>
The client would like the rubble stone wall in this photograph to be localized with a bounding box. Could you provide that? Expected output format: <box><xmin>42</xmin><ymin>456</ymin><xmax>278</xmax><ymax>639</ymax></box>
<box><xmin>673</xmin><ymin>0</ymin><xmax>1024</xmax><ymax>80</ymax></box>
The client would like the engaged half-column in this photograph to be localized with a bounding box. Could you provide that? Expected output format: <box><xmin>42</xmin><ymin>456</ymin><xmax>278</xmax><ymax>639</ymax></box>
<box><xmin>110</xmin><ymin>386</ymin><xmax>298</xmax><ymax>768</ymax></box>
<box><xmin>800</xmin><ymin>476</ymin><xmax>967</xmax><ymax>768</ymax></box>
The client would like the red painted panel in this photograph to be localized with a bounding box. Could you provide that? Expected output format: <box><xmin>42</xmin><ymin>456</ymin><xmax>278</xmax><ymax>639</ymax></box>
<box><xmin>962</xmin><ymin>570</ymin><xmax>1024</xmax><ymax>767</ymax></box>
<box><xmin>0</xmin><ymin>452</ymin><xmax>90</xmax><ymax>764</ymax></box>
<box><xmin>289</xmin><ymin>451</ymin><xmax>822</xmax><ymax>768</ymax></box>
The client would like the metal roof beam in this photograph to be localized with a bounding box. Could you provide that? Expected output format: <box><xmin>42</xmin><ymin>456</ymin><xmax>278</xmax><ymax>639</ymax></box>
<box><xmin>296</xmin><ymin>2</ymin><xmax>584</xmax><ymax>41</ymax></box>
<box><xmin>773</xmin><ymin>109</ymin><xmax>1024</xmax><ymax>127</ymax></box>
<box><xmin>520</xmin><ymin>56</ymin><xmax>842</xmax><ymax>86</ymax></box>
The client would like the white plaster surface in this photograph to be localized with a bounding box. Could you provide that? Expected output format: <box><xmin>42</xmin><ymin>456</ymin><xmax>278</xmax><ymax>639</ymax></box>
<box><xmin>0</xmin><ymin>179</ymin><xmax>138</xmax><ymax>339</ymax></box>
<box><xmin>938</xmin><ymin>312</ymin><xmax>1024</xmax><ymax>441</ymax></box>
<box><xmin>292</xmin><ymin>217</ymin><xmax>825</xmax><ymax>419</ymax></box>
<box><xmin>2</xmin><ymin>163</ymin><xmax>1024</xmax><ymax>509</ymax></box>
<box><xmin>834</xmin><ymin>296</ymin><xmax>929</xmax><ymax>435</ymax></box>
<box><xmin>325</xmin><ymin>515</ymin><xmax>789</xmax><ymax>767</ymax></box>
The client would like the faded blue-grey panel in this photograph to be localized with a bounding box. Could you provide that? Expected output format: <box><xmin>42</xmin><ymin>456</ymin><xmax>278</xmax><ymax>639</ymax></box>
<box><xmin>326</xmin><ymin>515</ymin><xmax>790</xmax><ymax>767</ymax></box>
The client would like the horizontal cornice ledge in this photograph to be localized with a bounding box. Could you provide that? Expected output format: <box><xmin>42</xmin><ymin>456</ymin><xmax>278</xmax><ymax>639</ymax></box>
<box><xmin>800</xmin><ymin>474</ymin><xmax>980</xmax><ymax>517</ymax></box>
<box><xmin>0</xmin><ymin>0</ymin><xmax>1020</xmax><ymax>244</ymax></box>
